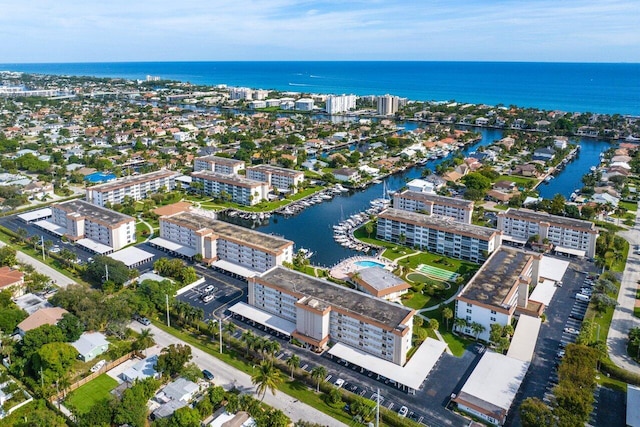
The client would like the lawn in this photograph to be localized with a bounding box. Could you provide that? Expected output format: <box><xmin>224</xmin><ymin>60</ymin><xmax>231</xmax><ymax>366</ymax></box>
<box><xmin>497</xmin><ymin>175</ymin><xmax>538</xmax><ymax>189</ymax></box>
<box><xmin>620</xmin><ymin>201</ymin><xmax>638</xmax><ymax>212</ymax></box>
<box><xmin>402</xmin><ymin>292</ymin><xmax>433</xmax><ymax>310</ymax></box>
<box><xmin>66</xmin><ymin>373</ymin><xmax>118</xmax><ymax>414</ymax></box>
<box><xmin>400</xmin><ymin>251</ymin><xmax>478</xmax><ymax>277</ymax></box>
<box><xmin>635</xmin><ymin>307</ymin><xmax>640</xmax><ymax>319</ymax></box>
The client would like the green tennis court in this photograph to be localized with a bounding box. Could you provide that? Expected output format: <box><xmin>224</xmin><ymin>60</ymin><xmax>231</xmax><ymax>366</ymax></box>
<box><xmin>416</xmin><ymin>264</ymin><xmax>459</xmax><ymax>282</ymax></box>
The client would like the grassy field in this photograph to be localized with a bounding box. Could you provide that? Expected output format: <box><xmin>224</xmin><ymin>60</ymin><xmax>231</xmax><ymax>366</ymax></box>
<box><xmin>66</xmin><ymin>374</ymin><xmax>118</xmax><ymax>414</ymax></box>
<box><xmin>497</xmin><ymin>175</ymin><xmax>538</xmax><ymax>188</ymax></box>
<box><xmin>620</xmin><ymin>201</ymin><xmax>638</xmax><ymax>212</ymax></box>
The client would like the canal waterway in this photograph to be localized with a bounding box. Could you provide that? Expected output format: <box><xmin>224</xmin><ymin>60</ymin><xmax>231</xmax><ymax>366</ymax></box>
<box><xmin>537</xmin><ymin>137</ymin><xmax>613</xmax><ymax>199</ymax></box>
<box><xmin>223</xmin><ymin>125</ymin><xmax>613</xmax><ymax>267</ymax></box>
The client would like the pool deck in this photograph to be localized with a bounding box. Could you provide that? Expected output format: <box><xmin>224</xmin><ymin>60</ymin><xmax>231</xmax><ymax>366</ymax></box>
<box><xmin>330</xmin><ymin>256</ymin><xmax>395</xmax><ymax>280</ymax></box>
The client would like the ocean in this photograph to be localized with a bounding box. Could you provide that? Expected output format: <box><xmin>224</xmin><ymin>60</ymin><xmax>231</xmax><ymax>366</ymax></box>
<box><xmin>1</xmin><ymin>61</ymin><xmax>639</xmax><ymax>115</ymax></box>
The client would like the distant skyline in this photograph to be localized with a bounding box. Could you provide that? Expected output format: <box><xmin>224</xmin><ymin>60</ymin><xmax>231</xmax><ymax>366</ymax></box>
<box><xmin>1</xmin><ymin>0</ymin><xmax>639</xmax><ymax>63</ymax></box>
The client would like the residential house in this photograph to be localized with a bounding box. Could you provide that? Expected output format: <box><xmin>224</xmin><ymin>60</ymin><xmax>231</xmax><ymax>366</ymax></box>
<box><xmin>532</xmin><ymin>147</ymin><xmax>555</xmax><ymax>162</ymax></box>
<box><xmin>0</xmin><ymin>267</ymin><xmax>25</xmax><ymax>298</ymax></box>
<box><xmin>121</xmin><ymin>355</ymin><xmax>159</xmax><ymax>383</ymax></box>
<box><xmin>71</xmin><ymin>332</ymin><xmax>110</xmax><ymax>362</ymax></box>
<box><xmin>333</xmin><ymin>168</ymin><xmax>359</xmax><ymax>183</ymax></box>
<box><xmin>17</xmin><ymin>307</ymin><xmax>68</xmax><ymax>336</ymax></box>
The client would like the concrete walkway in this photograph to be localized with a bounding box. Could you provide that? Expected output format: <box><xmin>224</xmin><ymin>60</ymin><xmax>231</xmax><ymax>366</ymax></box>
<box><xmin>137</xmin><ymin>216</ymin><xmax>155</xmax><ymax>242</ymax></box>
<box><xmin>0</xmin><ymin>240</ymin><xmax>76</xmax><ymax>289</ymax></box>
<box><xmin>607</xmin><ymin>204</ymin><xmax>640</xmax><ymax>375</ymax></box>
<box><xmin>129</xmin><ymin>322</ymin><xmax>346</xmax><ymax>426</ymax></box>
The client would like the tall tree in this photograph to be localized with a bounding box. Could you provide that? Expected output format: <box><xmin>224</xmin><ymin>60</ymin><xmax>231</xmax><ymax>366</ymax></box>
<box><xmin>442</xmin><ymin>307</ymin><xmax>453</xmax><ymax>330</ymax></box>
<box><xmin>311</xmin><ymin>366</ymin><xmax>327</xmax><ymax>392</ymax></box>
<box><xmin>251</xmin><ymin>361</ymin><xmax>283</xmax><ymax>401</ymax></box>
<box><xmin>286</xmin><ymin>354</ymin><xmax>300</xmax><ymax>379</ymax></box>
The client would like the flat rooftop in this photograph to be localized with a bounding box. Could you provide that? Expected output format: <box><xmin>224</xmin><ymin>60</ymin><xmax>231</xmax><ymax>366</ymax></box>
<box><xmin>195</xmin><ymin>155</ymin><xmax>244</xmax><ymax>166</ymax></box>
<box><xmin>396</xmin><ymin>190</ymin><xmax>474</xmax><ymax>209</ymax></box>
<box><xmin>167</xmin><ymin>212</ymin><xmax>292</xmax><ymax>253</ymax></box>
<box><xmin>379</xmin><ymin>208</ymin><xmax>498</xmax><ymax>240</ymax></box>
<box><xmin>459</xmin><ymin>247</ymin><xmax>533</xmax><ymax>309</ymax></box>
<box><xmin>455</xmin><ymin>351</ymin><xmax>529</xmax><ymax>416</ymax></box>
<box><xmin>55</xmin><ymin>199</ymin><xmax>134</xmax><ymax>227</ymax></box>
<box><xmin>191</xmin><ymin>170</ymin><xmax>265</xmax><ymax>188</ymax></box>
<box><xmin>502</xmin><ymin>208</ymin><xmax>597</xmax><ymax>232</ymax></box>
<box><xmin>248</xmin><ymin>164</ymin><xmax>303</xmax><ymax>177</ymax></box>
<box><xmin>258</xmin><ymin>267</ymin><xmax>413</xmax><ymax>330</ymax></box>
<box><xmin>87</xmin><ymin>169</ymin><xmax>179</xmax><ymax>192</ymax></box>
<box><xmin>358</xmin><ymin>267</ymin><xmax>407</xmax><ymax>291</ymax></box>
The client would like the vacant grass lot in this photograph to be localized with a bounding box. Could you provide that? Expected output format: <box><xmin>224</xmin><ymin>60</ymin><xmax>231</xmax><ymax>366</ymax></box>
<box><xmin>66</xmin><ymin>374</ymin><xmax>118</xmax><ymax>414</ymax></box>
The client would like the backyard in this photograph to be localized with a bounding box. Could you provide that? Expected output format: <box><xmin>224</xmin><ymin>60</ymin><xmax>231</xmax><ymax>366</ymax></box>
<box><xmin>65</xmin><ymin>374</ymin><xmax>118</xmax><ymax>414</ymax></box>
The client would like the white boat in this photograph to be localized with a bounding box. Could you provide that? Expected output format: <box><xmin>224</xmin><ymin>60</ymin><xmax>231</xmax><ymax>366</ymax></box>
<box><xmin>590</xmin><ymin>166</ymin><xmax>597</xmax><ymax>172</ymax></box>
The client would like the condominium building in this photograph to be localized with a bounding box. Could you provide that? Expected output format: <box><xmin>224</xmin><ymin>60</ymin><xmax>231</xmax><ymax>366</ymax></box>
<box><xmin>325</xmin><ymin>94</ymin><xmax>357</xmax><ymax>114</ymax></box>
<box><xmin>193</xmin><ymin>155</ymin><xmax>245</xmax><ymax>175</ymax></box>
<box><xmin>393</xmin><ymin>190</ymin><xmax>474</xmax><ymax>224</ymax></box>
<box><xmin>377</xmin><ymin>208</ymin><xmax>502</xmax><ymax>263</ymax></box>
<box><xmin>191</xmin><ymin>170</ymin><xmax>270</xmax><ymax>206</ymax></box>
<box><xmin>295</xmin><ymin>98</ymin><xmax>315</xmax><ymax>111</ymax></box>
<box><xmin>228</xmin><ymin>87</ymin><xmax>269</xmax><ymax>101</ymax></box>
<box><xmin>45</xmin><ymin>200</ymin><xmax>135</xmax><ymax>253</ymax></box>
<box><xmin>248</xmin><ymin>267</ymin><xmax>415</xmax><ymax>365</ymax></box>
<box><xmin>152</xmin><ymin>212</ymin><xmax>293</xmax><ymax>275</ymax></box>
<box><xmin>455</xmin><ymin>247</ymin><xmax>542</xmax><ymax>342</ymax></box>
<box><xmin>246</xmin><ymin>165</ymin><xmax>304</xmax><ymax>193</ymax></box>
<box><xmin>377</xmin><ymin>94</ymin><xmax>399</xmax><ymax>116</ymax></box>
<box><xmin>85</xmin><ymin>170</ymin><xmax>180</xmax><ymax>207</ymax></box>
<box><xmin>497</xmin><ymin>208</ymin><xmax>599</xmax><ymax>258</ymax></box>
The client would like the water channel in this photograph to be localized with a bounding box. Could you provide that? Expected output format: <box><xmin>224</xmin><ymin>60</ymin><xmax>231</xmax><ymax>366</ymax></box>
<box><xmin>221</xmin><ymin>122</ymin><xmax>614</xmax><ymax>267</ymax></box>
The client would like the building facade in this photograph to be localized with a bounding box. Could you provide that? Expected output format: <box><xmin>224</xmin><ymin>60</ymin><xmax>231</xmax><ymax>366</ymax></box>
<box><xmin>246</xmin><ymin>165</ymin><xmax>304</xmax><ymax>193</ymax></box>
<box><xmin>191</xmin><ymin>170</ymin><xmax>269</xmax><ymax>205</ymax></box>
<box><xmin>248</xmin><ymin>267</ymin><xmax>414</xmax><ymax>365</ymax></box>
<box><xmin>193</xmin><ymin>155</ymin><xmax>245</xmax><ymax>175</ymax></box>
<box><xmin>51</xmin><ymin>200</ymin><xmax>136</xmax><ymax>251</ymax></box>
<box><xmin>393</xmin><ymin>190</ymin><xmax>474</xmax><ymax>224</ymax></box>
<box><xmin>325</xmin><ymin>94</ymin><xmax>357</xmax><ymax>114</ymax></box>
<box><xmin>85</xmin><ymin>169</ymin><xmax>180</xmax><ymax>207</ymax></box>
<box><xmin>377</xmin><ymin>95</ymin><xmax>399</xmax><ymax>116</ymax></box>
<box><xmin>158</xmin><ymin>212</ymin><xmax>293</xmax><ymax>272</ymax></box>
<box><xmin>455</xmin><ymin>247</ymin><xmax>541</xmax><ymax>341</ymax></box>
<box><xmin>497</xmin><ymin>208</ymin><xmax>598</xmax><ymax>258</ymax></box>
<box><xmin>377</xmin><ymin>208</ymin><xmax>501</xmax><ymax>263</ymax></box>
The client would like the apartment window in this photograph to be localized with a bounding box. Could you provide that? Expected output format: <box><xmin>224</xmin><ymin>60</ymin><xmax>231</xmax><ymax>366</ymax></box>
<box><xmin>466</xmin><ymin>316</ymin><xmax>471</xmax><ymax>321</ymax></box>
<box><xmin>490</xmin><ymin>317</ymin><xmax>496</xmax><ymax>322</ymax></box>
<box><xmin>490</xmin><ymin>310</ymin><xmax>497</xmax><ymax>314</ymax></box>
<box><xmin>466</xmin><ymin>309</ymin><xmax>472</xmax><ymax>314</ymax></box>
<box><xmin>467</xmin><ymin>303</ymin><xmax>472</xmax><ymax>307</ymax></box>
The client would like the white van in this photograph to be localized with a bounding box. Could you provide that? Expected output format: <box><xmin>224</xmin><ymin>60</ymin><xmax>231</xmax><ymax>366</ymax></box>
<box><xmin>576</xmin><ymin>293</ymin><xmax>591</xmax><ymax>302</ymax></box>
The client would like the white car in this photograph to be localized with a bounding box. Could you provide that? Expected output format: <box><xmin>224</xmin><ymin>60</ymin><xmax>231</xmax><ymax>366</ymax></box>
<box><xmin>90</xmin><ymin>359</ymin><xmax>106</xmax><ymax>373</ymax></box>
<box><xmin>398</xmin><ymin>406</ymin><xmax>409</xmax><ymax>417</ymax></box>
<box><xmin>334</xmin><ymin>378</ymin><xmax>345</xmax><ymax>388</ymax></box>
<box><xmin>564</xmin><ymin>327</ymin><xmax>579</xmax><ymax>335</ymax></box>
<box><xmin>202</xmin><ymin>294</ymin><xmax>215</xmax><ymax>303</ymax></box>
<box><xmin>203</xmin><ymin>285</ymin><xmax>214</xmax><ymax>293</ymax></box>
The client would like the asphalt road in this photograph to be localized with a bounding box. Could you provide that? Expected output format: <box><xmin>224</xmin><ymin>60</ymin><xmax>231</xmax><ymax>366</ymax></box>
<box><xmin>128</xmin><ymin>321</ymin><xmax>347</xmax><ymax>427</ymax></box>
<box><xmin>0</xmin><ymin>239</ymin><xmax>76</xmax><ymax>288</ymax></box>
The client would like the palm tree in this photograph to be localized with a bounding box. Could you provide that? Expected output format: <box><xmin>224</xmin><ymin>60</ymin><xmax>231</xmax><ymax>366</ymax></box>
<box><xmin>470</xmin><ymin>322</ymin><xmax>485</xmax><ymax>340</ymax></box>
<box><xmin>134</xmin><ymin>328</ymin><xmax>155</xmax><ymax>356</ymax></box>
<box><xmin>224</xmin><ymin>321</ymin><xmax>236</xmax><ymax>339</ymax></box>
<box><xmin>286</xmin><ymin>354</ymin><xmax>300</xmax><ymax>379</ymax></box>
<box><xmin>251</xmin><ymin>361</ymin><xmax>282</xmax><ymax>401</ymax></box>
<box><xmin>16</xmin><ymin>227</ymin><xmax>28</xmax><ymax>244</ymax></box>
<box><xmin>241</xmin><ymin>330</ymin><xmax>256</xmax><ymax>357</ymax></box>
<box><xmin>453</xmin><ymin>317</ymin><xmax>468</xmax><ymax>333</ymax></box>
<box><xmin>442</xmin><ymin>307</ymin><xmax>454</xmax><ymax>330</ymax></box>
<box><xmin>311</xmin><ymin>366</ymin><xmax>327</xmax><ymax>392</ymax></box>
<box><xmin>265</xmin><ymin>340</ymin><xmax>281</xmax><ymax>360</ymax></box>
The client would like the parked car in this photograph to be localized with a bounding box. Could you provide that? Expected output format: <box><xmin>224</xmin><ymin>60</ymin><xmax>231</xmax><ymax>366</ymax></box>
<box><xmin>334</xmin><ymin>378</ymin><xmax>345</xmax><ymax>388</ymax></box>
<box><xmin>370</xmin><ymin>393</ymin><xmax>384</xmax><ymax>404</ymax></box>
<box><xmin>137</xmin><ymin>317</ymin><xmax>151</xmax><ymax>326</ymax></box>
<box><xmin>202</xmin><ymin>369</ymin><xmax>215</xmax><ymax>381</ymax></box>
<box><xmin>398</xmin><ymin>406</ymin><xmax>409</xmax><ymax>417</ymax></box>
<box><xmin>202</xmin><ymin>294</ymin><xmax>215</xmax><ymax>303</ymax></box>
<box><xmin>564</xmin><ymin>327</ymin><xmax>579</xmax><ymax>335</ymax></box>
<box><xmin>204</xmin><ymin>284</ymin><xmax>214</xmax><ymax>293</ymax></box>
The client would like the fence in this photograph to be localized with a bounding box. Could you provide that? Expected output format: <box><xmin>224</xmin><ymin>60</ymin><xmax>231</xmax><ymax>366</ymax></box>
<box><xmin>49</xmin><ymin>351</ymin><xmax>136</xmax><ymax>402</ymax></box>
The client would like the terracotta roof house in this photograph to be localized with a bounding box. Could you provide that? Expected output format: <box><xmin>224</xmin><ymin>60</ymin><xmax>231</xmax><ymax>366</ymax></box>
<box><xmin>0</xmin><ymin>266</ymin><xmax>25</xmax><ymax>297</ymax></box>
<box><xmin>17</xmin><ymin>307</ymin><xmax>68</xmax><ymax>336</ymax></box>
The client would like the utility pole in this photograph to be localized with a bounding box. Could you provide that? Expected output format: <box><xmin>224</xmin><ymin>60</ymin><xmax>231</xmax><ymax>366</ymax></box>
<box><xmin>219</xmin><ymin>317</ymin><xmax>223</xmax><ymax>354</ymax></box>
<box><xmin>104</xmin><ymin>264</ymin><xmax>109</xmax><ymax>282</ymax></box>
<box><xmin>376</xmin><ymin>387</ymin><xmax>380</xmax><ymax>427</ymax></box>
<box><xmin>41</xmin><ymin>235</ymin><xmax>45</xmax><ymax>259</ymax></box>
<box><xmin>166</xmin><ymin>294</ymin><xmax>170</xmax><ymax>327</ymax></box>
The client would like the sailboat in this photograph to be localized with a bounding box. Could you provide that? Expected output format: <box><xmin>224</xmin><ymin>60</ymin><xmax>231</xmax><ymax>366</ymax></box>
<box><xmin>370</xmin><ymin>181</ymin><xmax>391</xmax><ymax>208</ymax></box>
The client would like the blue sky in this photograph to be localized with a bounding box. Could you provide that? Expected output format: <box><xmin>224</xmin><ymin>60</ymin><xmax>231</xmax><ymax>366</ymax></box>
<box><xmin>1</xmin><ymin>0</ymin><xmax>638</xmax><ymax>62</ymax></box>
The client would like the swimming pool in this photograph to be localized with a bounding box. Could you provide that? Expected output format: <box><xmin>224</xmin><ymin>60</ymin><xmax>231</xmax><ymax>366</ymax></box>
<box><xmin>354</xmin><ymin>260</ymin><xmax>385</xmax><ymax>268</ymax></box>
<box><xmin>84</xmin><ymin>172</ymin><xmax>116</xmax><ymax>183</ymax></box>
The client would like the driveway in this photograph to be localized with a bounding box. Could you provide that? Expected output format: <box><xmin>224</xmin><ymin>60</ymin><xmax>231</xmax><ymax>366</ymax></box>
<box><xmin>608</xmin><ymin>205</ymin><xmax>640</xmax><ymax>375</ymax></box>
<box><xmin>128</xmin><ymin>321</ymin><xmax>346</xmax><ymax>427</ymax></box>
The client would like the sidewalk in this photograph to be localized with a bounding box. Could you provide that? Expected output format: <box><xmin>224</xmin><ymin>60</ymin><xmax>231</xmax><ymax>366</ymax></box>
<box><xmin>129</xmin><ymin>322</ymin><xmax>346</xmax><ymax>426</ymax></box>
<box><xmin>0</xmin><ymin>240</ymin><xmax>76</xmax><ymax>288</ymax></box>
<box><xmin>606</xmin><ymin>205</ymin><xmax>640</xmax><ymax>375</ymax></box>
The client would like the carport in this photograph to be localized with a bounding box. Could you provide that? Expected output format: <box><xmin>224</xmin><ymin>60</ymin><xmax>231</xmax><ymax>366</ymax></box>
<box><xmin>149</xmin><ymin>237</ymin><xmax>197</xmax><ymax>258</ymax></box>
<box><xmin>77</xmin><ymin>238</ymin><xmax>113</xmax><ymax>255</ymax></box>
<box><xmin>211</xmin><ymin>259</ymin><xmax>260</xmax><ymax>280</ymax></box>
<box><xmin>554</xmin><ymin>246</ymin><xmax>586</xmax><ymax>258</ymax></box>
<box><xmin>108</xmin><ymin>247</ymin><xmax>155</xmax><ymax>268</ymax></box>
<box><xmin>18</xmin><ymin>208</ymin><xmax>52</xmax><ymax>223</ymax></box>
<box><xmin>327</xmin><ymin>337</ymin><xmax>447</xmax><ymax>393</ymax></box>
<box><xmin>228</xmin><ymin>302</ymin><xmax>295</xmax><ymax>337</ymax></box>
<box><xmin>34</xmin><ymin>219</ymin><xmax>65</xmax><ymax>236</ymax></box>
